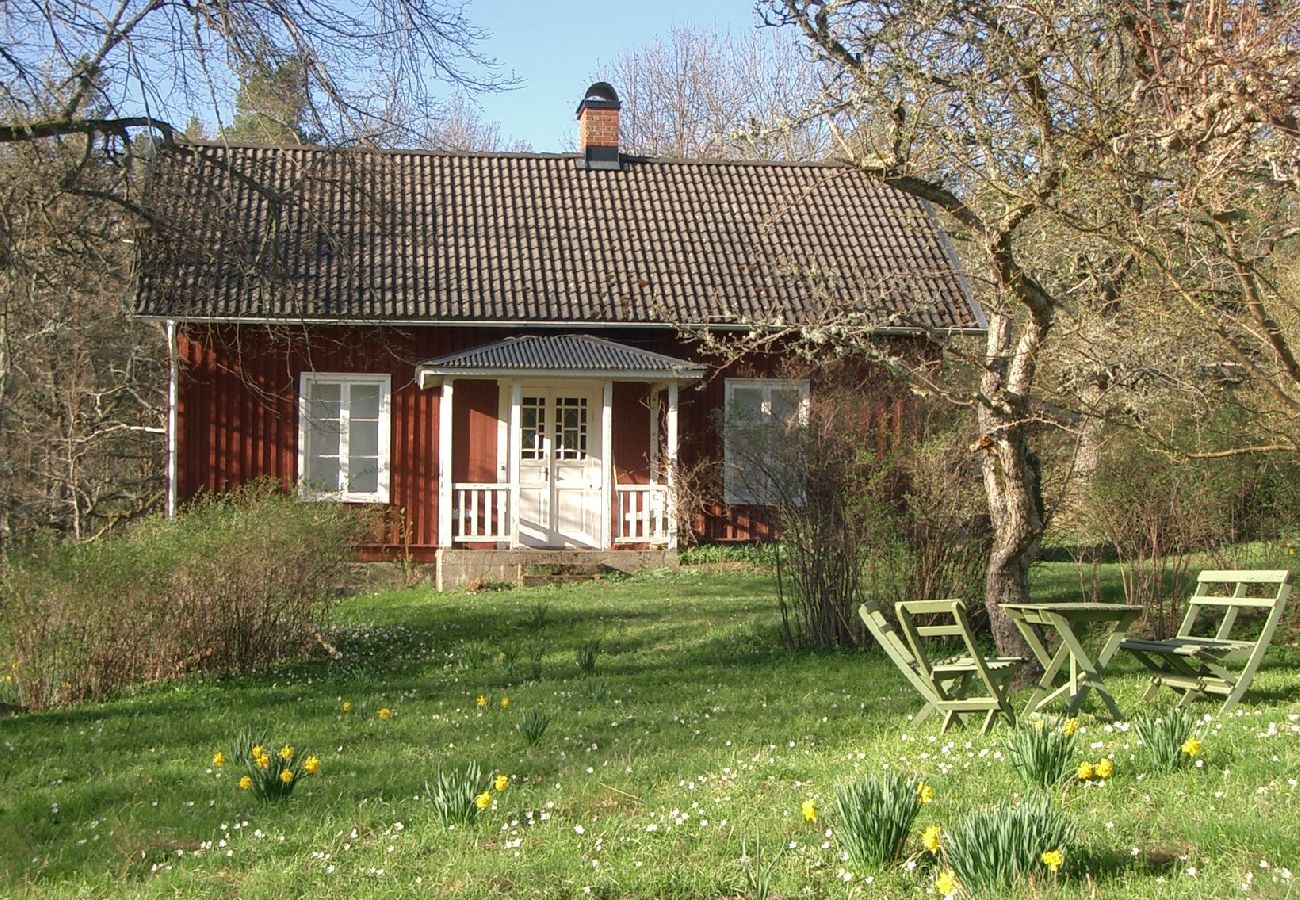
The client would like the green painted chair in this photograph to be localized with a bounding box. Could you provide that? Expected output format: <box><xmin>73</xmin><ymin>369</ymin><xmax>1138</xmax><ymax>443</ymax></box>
<box><xmin>1120</xmin><ymin>569</ymin><xmax>1293</xmax><ymax>714</ymax></box>
<box><xmin>859</xmin><ymin>599</ymin><xmax>1023</xmax><ymax>734</ymax></box>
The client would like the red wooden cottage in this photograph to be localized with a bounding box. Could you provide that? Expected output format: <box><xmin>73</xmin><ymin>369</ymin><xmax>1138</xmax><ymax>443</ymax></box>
<box><xmin>133</xmin><ymin>84</ymin><xmax>984</xmax><ymax>588</ymax></box>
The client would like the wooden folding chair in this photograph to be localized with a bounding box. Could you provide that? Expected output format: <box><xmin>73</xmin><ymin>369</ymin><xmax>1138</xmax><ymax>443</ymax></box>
<box><xmin>1120</xmin><ymin>569</ymin><xmax>1293</xmax><ymax>714</ymax></box>
<box><xmin>894</xmin><ymin>599</ymin><xmax>1024</xmax><ymax>734</ymax></box>
<box><xmin>859</xmin><ymin>600</ymin><xmax>946</xmax><ymax>727</ymax></box>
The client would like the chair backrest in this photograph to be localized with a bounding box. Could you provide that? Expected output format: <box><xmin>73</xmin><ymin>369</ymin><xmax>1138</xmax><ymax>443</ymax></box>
<box><xmin>894</xmin><ymin>598</ymin><xmax>986</xmax><ymax>681</ymax></box>
<box><xmin>1179</xmin><ymin>570</ymin><xmax>1293</xmax><ymax>643</ymax></box>
<box><xmin>858</xmin><ymin>600</ymin><xmax>942</xmax><ymax>703</ymax></box>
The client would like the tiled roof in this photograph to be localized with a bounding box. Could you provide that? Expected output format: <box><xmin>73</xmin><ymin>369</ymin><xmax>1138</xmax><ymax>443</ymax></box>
<box><xmin>134</xmin><ymin>143</ymin><xmax>983</xmax><ymax>331</ymax></box>
<box><xmin>418</xmin><ymin>335</ymin><xmax>704</xmax><ymax>377</ymax></box>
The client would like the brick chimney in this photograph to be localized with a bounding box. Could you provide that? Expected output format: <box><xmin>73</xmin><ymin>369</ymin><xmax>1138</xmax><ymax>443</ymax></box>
<box><xmin>576</xmin><ymin>82</ymin><xmax>621</xmax><ymax>170</ymax></box>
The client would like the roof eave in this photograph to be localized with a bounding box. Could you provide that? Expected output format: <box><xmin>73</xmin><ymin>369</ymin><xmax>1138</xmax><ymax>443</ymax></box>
<box><xmin>136</xmin><ymin>313</ymin><xmax>987</xmax><ymax>337</ymax></box>
<box><xmin>416</xmin><ymin>365</ymin><xmax>708</xmax><ymax>389</ymax></box>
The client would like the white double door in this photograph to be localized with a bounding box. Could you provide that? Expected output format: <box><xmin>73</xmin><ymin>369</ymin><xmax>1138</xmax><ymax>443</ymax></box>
<box><xmin>515</xmin><ymin>382</ymin><xmax>604</xmax><ymax>548</ymax></box>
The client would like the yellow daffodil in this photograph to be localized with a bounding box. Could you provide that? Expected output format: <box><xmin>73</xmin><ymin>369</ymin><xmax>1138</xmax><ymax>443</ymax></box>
<box><xmin>935</xmin><ymin>869</ymin><xmax>957</xmax><ymax>896</ymax></box>
<box><xmin>1096</xmin><ymin>757</ymin><xmax>1114</xmax><ymax>779</ymax></box>
<box><xmin>1061</xmin><ymin>718</ymin><xmax>1079</xmax><ymax>737</ymax></box>
<box><xmin>238</xmin><ymin>775</ymin><xmax>252</xmax><ymax>791</ymax></box>
<box><xmin>256</xmin><ymin>753</ymin><xmax>271</xmax><ymax>769</ymax></box>
<box><xmin>211</xmin><ymin>751</ymin><xmax>225</xmax><ymax>767</ymax></box>
<box><xmin>304</xmin><ymin>755</ymin><xmax>321</xmax><ymax>775</ymax></box>
<box><xmin>1077</xmin><ymin>761</ymin><xmax>1095</xmax><ymax>781</ymax></box>
<box><xmin>500</xmin><ymin>697</ymin><xmax>510</xmax><ymax>710</ymax></box>
<box><xmin>477</xmin><ymin>695</ymin><xmax>488</xmax><ymax>708</ymax></box>
<box><xmin>800</xmin><ymin>799</ymin><xmax>817</xmax><ymax>822</ymax></box>
<box><xmin>378</xmin><ymin>707</ymin><xmax>393</xmax><ymax>720</ymax></box>
<box><xmin>279</xmin><ymin>768</ymin><xmax>294</xmax><ymax>784</ymax></box>
<box><xmin>922</xmin><ymin>824</ymin><xmax>942</xmax><ymax>854</ymax></box>
<box><xmin>1041</xmin><ymin>848</ymin><xmax>1065</xmax><ymax>873</ymax></box>
<box><xmin>342</xmin><ymin>701</ymin><xmax>352</xmax><ymax>713</ymax></box>
<box><xmin>918</xmin><ymin>782</ymin><xmax>935</xmax><ymax>804</ymax></box>
<box><xmin>279</xmin><ymin>745</ymin><xmax>294</xmax><ymax>761</ymax></box>
<box><xmin>495</xmin><ymin>774</ymin><xmax>510</xmax><ymax>792</ymax></box>
<box><xmin>251</xmin><ymin>744</ymin><xmax>264</xmax><ymax>758</ymax></box>
<box><xmin>1182</xmin><ymin>737</ymin><xmax>1202</xmax><ymax>757</ymax></box>
<box><xmin>474</xmin><ymin>791</ymin><xmax>492</xmax><ymax>810</ymax></box>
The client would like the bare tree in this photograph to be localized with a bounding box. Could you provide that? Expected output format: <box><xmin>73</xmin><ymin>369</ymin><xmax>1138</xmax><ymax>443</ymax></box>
<box><xmin>759</xmin><ymin>1</ymin><xmax>1298</xmax><ymax>658</ymax></box>
<box><xmin>0</xmin><ymin>0</ymin><xmax>514</xmax><ymax>190</ymax></box>
<box><xmin>0</xmin><ymin>139</ymin><xmax>164</xmax><ymax>551</ymax></box>
<box><xmin>423</xmin><ymin>95</ymin><xmax>532</xmax><ymax>153</ymax></box>
<box><xmin>595</xmin><ymin>27</ymin><xmax>833</xmax><ymax>160</ymax></box>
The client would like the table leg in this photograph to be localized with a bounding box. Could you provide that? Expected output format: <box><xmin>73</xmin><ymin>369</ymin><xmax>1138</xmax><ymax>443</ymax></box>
<box><xmin>1022</xmin><ymin>643</ymin><xmax>1073</xmax><ymax>716</ymax></box>
<box><xmin>1058</xmin><ymin>624</ymin><xmax>1124</xmax><ymax>719</ymax></box>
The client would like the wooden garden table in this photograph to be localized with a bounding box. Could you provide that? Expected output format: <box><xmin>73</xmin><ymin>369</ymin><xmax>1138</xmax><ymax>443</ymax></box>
<box><xmin>1000</xmin><ymin>602</ymin><xmax>1143</xmax><ymax>720</ymax></box>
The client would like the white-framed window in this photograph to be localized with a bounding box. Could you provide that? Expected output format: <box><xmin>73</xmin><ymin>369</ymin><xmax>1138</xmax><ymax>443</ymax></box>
<box><xmin>298</xmin><ymin>373</ymin><xmax>391</xmax><ymax>503</ymax></box>
<box><xmin>723</xmin><ymin>378</ymin><xmax>810</xmax><ymax>505</ymax></box>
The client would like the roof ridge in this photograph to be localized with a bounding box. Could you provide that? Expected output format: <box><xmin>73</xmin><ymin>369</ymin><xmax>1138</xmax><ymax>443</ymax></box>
<box><xmin>172</xmin><ymin>139</ymin><xmax>857</xmax><ymax>170</ymax></box>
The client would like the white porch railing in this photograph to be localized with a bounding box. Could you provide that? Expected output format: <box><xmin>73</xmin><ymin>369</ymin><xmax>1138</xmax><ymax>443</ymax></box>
<box><xmin>615</xmin><ymin>484</ymin><xmax>672</xmax><ymax>545</ymax></box>
<box><xmin>453</xmin><ymin>483</ymin><xmax>511</xmax><ymax>543</ymax></box>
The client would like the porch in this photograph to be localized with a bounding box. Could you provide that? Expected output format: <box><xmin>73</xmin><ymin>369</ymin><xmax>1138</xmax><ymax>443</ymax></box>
<box><xmin>416</xmin><ymin>334</ymin><xmax>705</xmax><ymax>553</ymax></box>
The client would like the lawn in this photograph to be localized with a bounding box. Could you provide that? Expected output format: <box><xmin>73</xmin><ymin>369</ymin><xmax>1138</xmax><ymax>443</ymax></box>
<box><xmin>1</xmin><ymin>562</ymin><xmax>1298</xmax><ymax>898</ymax></box>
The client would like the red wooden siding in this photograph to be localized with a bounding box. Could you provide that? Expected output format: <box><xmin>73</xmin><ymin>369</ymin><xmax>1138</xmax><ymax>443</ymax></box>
<box><xmin>175</xmin><ymin>324</ymin><xmax>914</xmax><ymax>552</ymax></box>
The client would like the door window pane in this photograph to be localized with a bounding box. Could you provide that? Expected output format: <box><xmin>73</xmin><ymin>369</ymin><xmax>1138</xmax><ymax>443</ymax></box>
<box><xmin>554</xmin><ymin>397</ymin><xmax>588</xmax><ymax>460</ymax></box>
<box><xmin>521</xmin><ymin>397</ymin><xmax>546</xmax><ymax>461</ymax></box>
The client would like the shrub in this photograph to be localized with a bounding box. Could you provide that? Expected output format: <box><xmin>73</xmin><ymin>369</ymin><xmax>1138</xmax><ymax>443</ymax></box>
<box><xmin>941</xmin><ymin>796</ymin><xmax>1076</xmax><ymax>895</ymax></box>
<box><xmin>1133</xmin><ymin>709</ymin><xmax>1201</xmax><ymax>772</ymax></box>
<box><xmin>1073</xmin><ymin>432</ymin><xmax>1300</xmax><ymax>635</ymax></box>
<box><xmin>575</xmin><ymin>639</ymin><xmax>600</xmax><ymax>676</ymax></box>
<box><xmin>230</xmin><ymin>730</ymin><xmax>319</xmax><ymax>801</ymax></box>
<box><xmin>526</xmin><ymin>601</ymin><xmax>550</xmax><ymax>628</ymax></box>
<box><xmin>0</xmin><ymin>483</ymin><xmax>367</xmax><ymax>709</ymax></box>
<box><xmin>728</xmin><ymin>376</ymin><xmax>988</xmax><ymax>651</ymax></box>
<box><xmin>831</xmin><ymin>772</ymin><xmax>924</xmax><ymax>869</ymax></box>
<box><xmin>427</xmin><ymin>762</ymin><xmax>496</xmax><ymax>826</ymax></box>
<box><xmin>1006</xmin><ymin>718</ymin><xmax>1080</xmax><ymax>790</ymax></box>
<box><xmin>519</xmin><ymin>709</ymin><xmax>551</xmax><ymax>747</ymax></box>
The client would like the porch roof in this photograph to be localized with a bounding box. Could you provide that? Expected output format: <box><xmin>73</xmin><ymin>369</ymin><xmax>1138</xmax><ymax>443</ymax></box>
<box><xmin>416</xmin><ymin>334</ymin><xmax>706</xmax><ymax>387</ymax></box>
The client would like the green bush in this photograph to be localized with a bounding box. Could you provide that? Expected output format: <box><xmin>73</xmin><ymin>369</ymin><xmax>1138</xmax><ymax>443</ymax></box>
<box><xmin>427</xmin><ymin>762</ymin><xmax>492</xmax><ymax>826</ymax></box>
<box><xmin>1006</xmin><ymin>718</ymin><xmax>1080</xmax><ymax>790</ymax></box>
<box><xmin>0</xmin><ymin>483</ymin><xmax>367</xmax><ymax>708</ymax></box>
<box><xmin>230</xmin><ymin>730</ymin><xmax>319</xmax><ymax>801</ymax></box>
<box><xmin>941</xmin><ymin>796</ymin><xmax>1076</xmax><ymax>895</ymax></box>
<box><xmin>1133</xmin><ymin>708</ymin><xmax>1202</xmax><ymax>772</ymax></box>
<box><xmin>831</xmin><ymin>772</ymin><xmax>924</xmax><ymax>869</ymax></box>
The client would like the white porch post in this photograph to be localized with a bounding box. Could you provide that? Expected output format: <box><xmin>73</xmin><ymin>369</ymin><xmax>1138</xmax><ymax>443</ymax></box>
<box><xmin>601</xmin><ymin>380</ymin><xmax>613</xmax><ymax>550</ymax></box>
<box><xmin>508</xmin><ymin>380</ymin><xmax>521</xmax><ymax>548</ymax></box>
<box><xmin>165</xmin><ymin>320</ymin><xmax>178</xmax><ymax>518</ymax></box>
<box><xmin>437</xmin><ymin>379</ymin><xmax>454</xmax><ymax>548</ymax></box>
<box><xmin>666</xmin><ymin>381</ymin><xmax>679</xmax><ymax>549</ymax></box>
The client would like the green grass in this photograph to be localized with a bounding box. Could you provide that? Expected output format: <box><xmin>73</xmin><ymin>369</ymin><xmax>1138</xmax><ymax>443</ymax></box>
<box><xmin>1</xmin><ymin>562</ymin><xmax>1298</xmax><ymax>898</ymax></box>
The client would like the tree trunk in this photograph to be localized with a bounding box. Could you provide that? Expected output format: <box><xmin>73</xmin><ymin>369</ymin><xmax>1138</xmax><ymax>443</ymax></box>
<box><xmin>979</xmin><ymin>419</ymin><xmax>1039</xmax><ymax>665</ymax></box>
<box><xmin>977</xmin><ymin>305</ymin><xmax>1045</xmax><ymax>667</ymax></box>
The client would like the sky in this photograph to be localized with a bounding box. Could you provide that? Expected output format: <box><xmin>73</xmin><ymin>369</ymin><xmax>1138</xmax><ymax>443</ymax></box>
<box><xmin>451</xmin><ymin>1</ymin><xmax>766</xmax><ymax>151</ymax></box>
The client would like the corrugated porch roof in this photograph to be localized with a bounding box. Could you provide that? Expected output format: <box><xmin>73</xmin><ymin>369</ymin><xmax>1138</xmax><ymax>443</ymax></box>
<box><xmin>416</xmin><ymin>334</ymin><xmax>706</xmax><ymax>387</ymax></box>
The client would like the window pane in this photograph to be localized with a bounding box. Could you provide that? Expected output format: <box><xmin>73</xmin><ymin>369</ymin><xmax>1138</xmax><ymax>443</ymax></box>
<box><xmin>309</xmin><ymin>381</ymin><xmax>341</xmax><ymax>423</ymax></box>
<box><xmin>728</xmin><ymin>386</ymin><xmax>763</xmax><ymax>424</ymax></box>
<box><xmin>348</xmin><ymin>460</ymin><xmax>379</xmax><ymax>494</ymax></box>
<box><xmin>350</xmin><ymin>420</ymin><xmax>379</xmax><ymax>456</ymax></box>
<box><xmin>349</xmin><ymin>383</ymin><xmax>380</xmax><ymax>420</ymax></box>
<box><xmin>770</xmin><ymin>388</ymin><xmax>801</xmax><ymax>426</ymax></box>
<box><xmin>311</xmin><ymin>423</ymin><xmax>340</xmax><ymax>458</ymax></box>
<box><xmin>306</xmin><ymin>454</ymin><xmax>340</xmax><ymax>492</ymax></box>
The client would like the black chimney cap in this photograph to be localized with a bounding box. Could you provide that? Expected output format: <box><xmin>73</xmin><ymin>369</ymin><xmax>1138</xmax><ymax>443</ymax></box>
<box><xmin>576</xmin><ymin>82</ymin><xmax>621</xmax><ymax>116</ymax></box>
